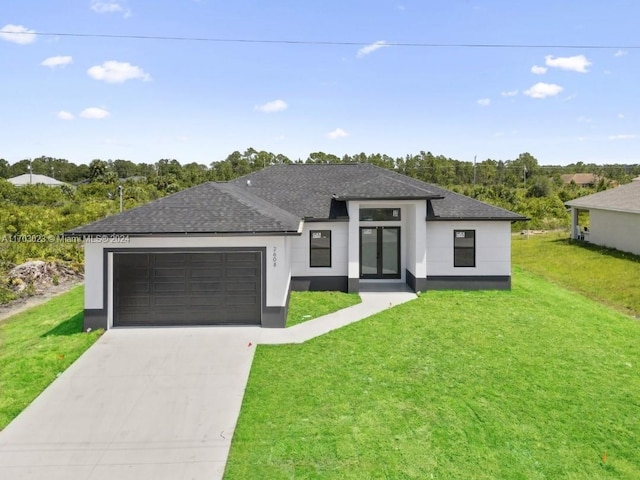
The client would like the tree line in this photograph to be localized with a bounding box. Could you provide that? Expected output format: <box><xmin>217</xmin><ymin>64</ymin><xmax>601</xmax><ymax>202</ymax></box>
<box><xmin>2</xmin><ymin>149</ymin><xmax>639</xmax><ymax>191</ymax></box>
<box><xmin>1</xmin><ymin>148</ymin><xmax>639</xmax><ymax>300</ymax></box>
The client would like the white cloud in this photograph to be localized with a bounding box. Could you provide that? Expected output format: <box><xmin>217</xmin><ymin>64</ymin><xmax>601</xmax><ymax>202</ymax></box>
<box><xmin>327</xmin><ymin>128</ymin><xmax>349</xmax><ymax>139</ymax></box>
<box><xmin>545</xmin><ymin>54</ymin><xmax>592</xmax><ymax>73</ymax></box>
<box><xmin>0</xmin><ymin>24</ymin><xmax>37</xmax><ymax>45</ymax></box>
<box><xmin>477</xmin><ymin>98</ymin><xmax>491</xmax><ymax>107</ymax></box>
<box><xmin>608</xmin><ymin>134</ymin><xmax>636</xmax><ymax>141</ymax></box>
<box><xmin>501</xmin><ymin>90</ymin><xmax>518</xmax><ymax>97</ymax></box>
<box><xmin>614</xmin><ymin>50</ymin><xmax>628</xmax><ymax>57</ymax></box>
<box><xmin>41</xmin><ymin>55</ymin><xmax>73</xmax><ymax>68</ymax></box>
<box><xmin>91</xmin><ymin>1</ymin><xmax>131</xmax><ymax>17</ymax></box>
<box><xmin>618</xmin><ymin>113</ymin><xmax>625</xmax><ymax>119</ymax></box>
<box><xmin>357</xmin><ymin>40</ymin><xmax>389</xmax><ymax>58</ymax></box>
<box><xmin>87</xmin><ymin>61</ymin><xmax>151</xmax><ymax>83</ymax></box>
<box><xmin>255</xmin><ymin>99</ymin><xmax>288</xmax><ymax>113</ymax></box>
<box><xmin>57</xmin><ymin>111</ymin><xmax>74</xmax><ymax>120</ymax></box>
<box><xmin>80</xmin><ymin>107</ymin><xmax>110</xmax><ymax>119</ymax></box>
<box><xmin>531</xmin><ymin>65</ymin><xmax>548</xmax><ymax>75</ymax></box>
<box><xmin>577</xmin><ymin>116</ymin><xmax>592</xmax><ymax>124</ymax></box>
<box><xmin>524</xmin><ymin>82</ymin><xmax>564</xmax><ymax>99</ymax></box>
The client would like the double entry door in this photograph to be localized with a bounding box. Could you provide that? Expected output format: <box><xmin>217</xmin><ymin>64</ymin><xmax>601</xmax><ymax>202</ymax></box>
<box><xmin>359</xmin><ymin>227</ymin><xmax>401</xmax><ymax>279</ymax></box>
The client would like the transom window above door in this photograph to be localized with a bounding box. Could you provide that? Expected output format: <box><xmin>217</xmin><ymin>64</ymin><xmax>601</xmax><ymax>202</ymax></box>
<box><xmin>359</xmin><ymin>208</ymin><xmax>401</xmax><ymax>221</ymax></box>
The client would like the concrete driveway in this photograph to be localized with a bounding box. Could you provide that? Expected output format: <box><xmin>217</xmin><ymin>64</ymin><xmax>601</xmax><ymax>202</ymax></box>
<box><xmin>0</xmin><ymin>287</ymin><xmax>417</xmax><ymax>480</ymax></box>
<box><xmin>0</xmin><ymin>327</ymin><xmax>258</xmax><ymax>480</ymax></box>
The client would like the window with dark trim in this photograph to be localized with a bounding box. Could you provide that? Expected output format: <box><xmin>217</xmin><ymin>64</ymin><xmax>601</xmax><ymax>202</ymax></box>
<box><xmin>454</xmin><ymin>230</ymin><xmax>475</xmax><ymax>267</ymax></box>
<box><xmin>310</xmin><ymin>230</ymin><xmax>331</xmax><ymax>267</ymax></box>
<box><xmin>359</xmin><ymin>208</ymin><xmax>401</xmax><ymax>221</ymax></box>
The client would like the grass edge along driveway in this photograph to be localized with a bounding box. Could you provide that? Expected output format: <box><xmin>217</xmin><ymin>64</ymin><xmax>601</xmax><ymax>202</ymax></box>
<box><xmin>225</xmin><ymin>268</ymin><xmax>640</xmax><ymax>479</ymax></box>
<box><xmin>0</xmin><ymin>286</ymin><xmax>102</xmax><ymax>430</ymax></box>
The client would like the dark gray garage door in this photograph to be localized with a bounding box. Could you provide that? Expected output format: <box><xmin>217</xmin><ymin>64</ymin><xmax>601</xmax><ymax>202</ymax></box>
<box><xmin>114</xmin><ymin>251</ymin><xmax>261</xmax><ymax>327</ymax></box>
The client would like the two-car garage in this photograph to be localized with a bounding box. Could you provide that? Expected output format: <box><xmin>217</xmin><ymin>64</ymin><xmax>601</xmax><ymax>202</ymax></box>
<box><xmin>113</xmin><ymin>251</ymin><xmax>262</xmax><ymax>327</ymax></box>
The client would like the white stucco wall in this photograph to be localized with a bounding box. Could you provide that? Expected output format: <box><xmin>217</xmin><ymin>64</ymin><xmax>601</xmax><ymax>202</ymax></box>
<box><xmin>425</xmin><ymin>221</ymin><xmax>512</xmax><ymax>276</ymax></box>
<box><xmin>589</xmin><ymin>209</ymin><xmax>640</xmax><ymax>255</ymax></box>
<box><xmin>84</xmin><ymin>235</ymin><xmax>293</xmax><ymax>322</ymax></box>
<box><xmin>290</xmin><ymin>222</ymin><xmax>348</xmax><ymax>276</ymax></box>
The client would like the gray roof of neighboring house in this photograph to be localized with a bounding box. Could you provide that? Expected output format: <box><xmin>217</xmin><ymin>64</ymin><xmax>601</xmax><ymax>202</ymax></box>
<box><xmin>7</xmin><ymin>173</ymin><xmax>66</xmax><ymax>186</ymax></box>
<box><xmin>67</xmin><ymin>163</ymin><xmax>526</xmax><ymax>235</ymax></box>
<box><xmin>68</xmin><ymin>182</ymin><xmax>302</xmax><ymax>235</ymax></box>
<box><xmin>565</xmin><ymin>180</ymin><xmax>640</xmax><ymax>214</ymax></box>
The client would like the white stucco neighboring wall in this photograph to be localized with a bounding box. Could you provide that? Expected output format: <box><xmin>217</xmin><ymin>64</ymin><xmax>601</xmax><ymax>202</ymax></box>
<box><xmin>589</xmin><ymin>209</ymin><xmax>640</xmax><ymax>255</ymax></box>
<box><xmin>84</xmin><ymin>235</ymin><xmax>293</xmax><ymax>325</ymax></box>
<box><xmin>426</xmin><ymin>221</ymin><xmax>512</xmax><ymax>276</ymax></box>
<box><xmin>290</xmin><ymin>222</ymin><xmax>349</xmax><ymax>276</ymax></box>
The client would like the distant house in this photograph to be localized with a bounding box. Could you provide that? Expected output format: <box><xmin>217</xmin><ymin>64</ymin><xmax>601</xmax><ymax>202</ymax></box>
<box><xmin>7</xmin><ymin>173</ymin><xmax>66</xmax><ymax>187</ymax></box>
<box><xmin>560</xmin><ymin>173</ymin><xmax>600</xmax><ymax>187</ymax></box>
<box><xmin>565</xmin><ymin>178</ymin><xmax>640</xmax><ymax>256</ymax></box>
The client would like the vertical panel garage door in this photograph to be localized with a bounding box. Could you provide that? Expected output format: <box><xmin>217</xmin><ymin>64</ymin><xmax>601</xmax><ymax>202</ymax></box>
<box><xmin>114</xmin><ymin>251</ymin><xmax>261</xmax><ymax>327</ymax></box>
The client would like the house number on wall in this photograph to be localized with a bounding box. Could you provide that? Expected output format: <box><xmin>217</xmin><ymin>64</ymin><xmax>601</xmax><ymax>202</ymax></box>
<box><xmin>272</xmin><ymin>246</ymin><xmax>277</xmax><ymax>267</ymax></box>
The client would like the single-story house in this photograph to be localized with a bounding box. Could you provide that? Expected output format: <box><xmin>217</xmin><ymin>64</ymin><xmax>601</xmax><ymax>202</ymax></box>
<box><xmin>560</xmin><ymin>173</ymin><xmax>601</xmax><ymax>187</ymax></box>
<box><xmin>7</xmin><ymin>173</ymin><xmax>66</xmax><ymax>186</ymax></box>
<box><xmin>566</xmin><ymin>177</ymin><xmax>640</xmax><ymax>255</ymax></box>
<box><xmin>67</xmin><ymin>163</ymin><xmax>527</xmax><ymax>330</ymax></box>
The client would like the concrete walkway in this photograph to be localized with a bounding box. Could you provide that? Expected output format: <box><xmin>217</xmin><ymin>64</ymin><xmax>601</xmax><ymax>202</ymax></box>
<box><xmin>0</xmin><ymin>287</ymin><xmax>416</xmax><ymax>480</ymax></box>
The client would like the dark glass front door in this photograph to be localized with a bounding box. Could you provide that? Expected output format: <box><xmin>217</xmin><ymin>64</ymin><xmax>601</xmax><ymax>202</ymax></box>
<box><xmin>359</xmin><ymin>227</ymin><xmax>400</xmax><ymax>279</ymax></box>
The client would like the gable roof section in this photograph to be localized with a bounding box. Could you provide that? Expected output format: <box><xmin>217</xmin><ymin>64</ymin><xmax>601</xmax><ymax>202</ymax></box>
<box><xmin>67</xmin><ymin>182</ymin><xmax>302</xmax><ymax>235</ymax></box>
<box><xmin>565</xmin><ymin>181</ymin><xmax>640</xmax><ymax>214</ymax></box>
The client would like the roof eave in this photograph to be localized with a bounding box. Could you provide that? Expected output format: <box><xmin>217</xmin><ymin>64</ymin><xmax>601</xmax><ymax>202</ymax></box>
<box><xmin>64</xmin><ymin>230</ymin><xmax>302</xmax><ymax>237</ymax></box>
<box><xmin>425</xmin><ymin>216</ymin><xmax>529</xmax><ymax>222</ymax></box>
<box><xmin>336</xmin><ymin>195</ymin><xmax>444</xmax><ymax>201</ymax></box>
<box><xmin>565</xmin><ymin>203</ymin><xmax>640</xmax><ymax>215</ymax></box>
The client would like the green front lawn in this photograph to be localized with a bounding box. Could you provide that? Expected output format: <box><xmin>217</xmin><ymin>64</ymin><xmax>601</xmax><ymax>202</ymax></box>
<box><xmin>225</xmin><ymin>269</ymin><xmax>640</xmax><ymax>479</ymax></box>
<box><xmin>287</xmin><ymin>291</ymin><xmax>361</xmax><ymax>327</ymax></box>
<box><xmin>513</xmin><ymin>231</ymin><xmax>640</xmax><ymax>318</ymax></box>
<box><xmin>0</xmin><ymin>287</ymin><xmax>102</xmax><ymax>430</ymax></box>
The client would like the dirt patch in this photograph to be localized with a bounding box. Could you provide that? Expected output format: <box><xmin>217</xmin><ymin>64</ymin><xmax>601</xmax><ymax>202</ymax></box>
<box><xmin>0</xmin><ymin>261</ymin><xmax>84</xmax><ymax>323</ymax></box>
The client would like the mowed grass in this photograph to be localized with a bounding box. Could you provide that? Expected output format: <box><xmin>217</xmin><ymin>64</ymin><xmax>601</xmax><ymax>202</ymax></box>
<box><xmin>513</xmin><ymin>231</ymin><xmax>640</xmax><ymax>318</ymax></box>
<box><xmin>225</xmin><ymin>269</ymin><xmax>640</xmax><ymax>479</ymax></box>
<box><xmin>0</xmin><ymin>287</ymin><xmax>102</xmax><ymax>430</ymax></box>
<box><xmin>287</xmin><ymin>291</ymin><xmax>361</xmax><ymax>327</ymax></box>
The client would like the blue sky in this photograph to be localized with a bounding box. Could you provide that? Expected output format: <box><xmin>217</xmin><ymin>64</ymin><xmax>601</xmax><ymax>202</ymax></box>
<box><xmin>1</xmin><ymin>0</ymin><xmax>639</xmax><ymax>166</ymax></box>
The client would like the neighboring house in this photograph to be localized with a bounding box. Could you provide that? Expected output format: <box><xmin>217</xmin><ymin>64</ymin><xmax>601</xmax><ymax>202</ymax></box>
<box><xmin>566</xmin><ymin>177</ymin><xmax>640</xmax><ymax>255</ymax></box>
<box><xmin>67</xmin><ymin>163</ymin><xmax>527</xmax><ymax>330</ymax></box>
<box><xmin>7</xmin><ymin>173</ymin><xmax>66</xmax><ymax>186</ymax></box>
<box><xmin>560</xmin><ymin>173</ymin><xmax>600</xmax><ymax>187</ymax></box>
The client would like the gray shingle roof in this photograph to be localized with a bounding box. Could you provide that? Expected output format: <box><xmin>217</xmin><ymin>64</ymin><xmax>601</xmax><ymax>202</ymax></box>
<box><xmin>232</xmin><ymin>163</ymin><xmax>526</xmax><ymax>221</ymax></box>
<box><xmin>229</xmin><ymin>163</ymin><xmax>441</xmax><ymax>219</ymax></box>
<box><xmin>423</xmin><ymin>183</ymin><xmax>528</xmax><ymax>220</ymax></box>
<box><xmin>67</xmin><ymin>163</ymin><xmax>526</xmax><ymax>235</ymax></box>
<box><xmin>68</xmin><ymin>182</ymin><xmax>302</xmax><ymax>235</ymax></box>
<box><xmin>565</xmin><ymin>180</ymin><xmax>640</xmax><ymax>214</ymax></box>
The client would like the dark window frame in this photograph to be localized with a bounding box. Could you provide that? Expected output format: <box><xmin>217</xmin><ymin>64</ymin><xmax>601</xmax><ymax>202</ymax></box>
<box><xmin>453</xmin><ymin>230</ymin><xmax>476</xmax><ymax>267</ymax></box>
<box><xmin>310</xmin><ymin>230</ymin><xmax>332</xmax><ymax>268</ymax></box>
<box><xmin>359</xmin><ymin>208</ymin><xmax>401</xmax><ymax>222</ymax></box>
